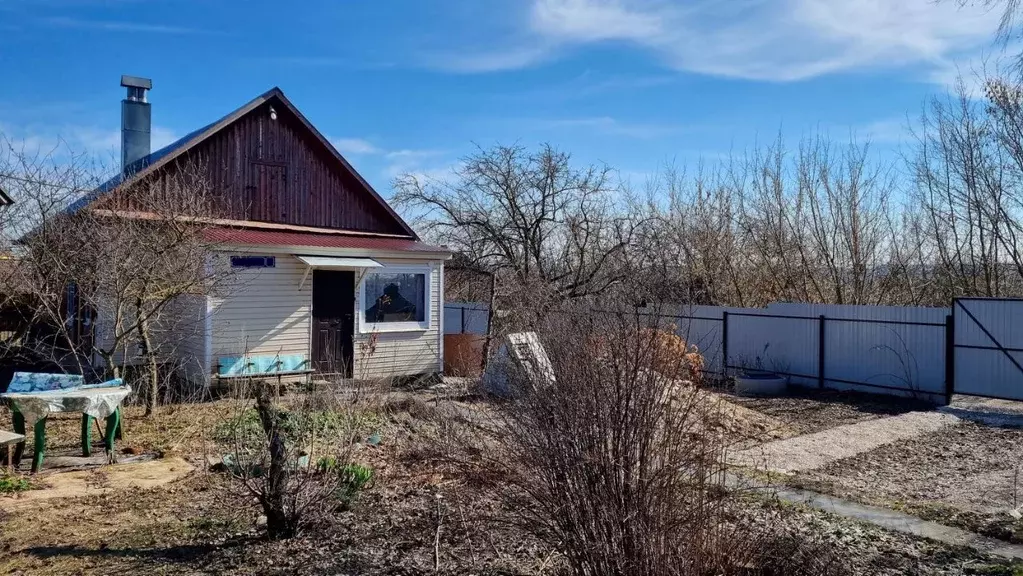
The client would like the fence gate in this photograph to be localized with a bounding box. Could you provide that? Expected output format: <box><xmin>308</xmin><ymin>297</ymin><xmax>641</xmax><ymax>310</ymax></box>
<box><xmin>953</xmin><ymin>298</ymin><xmax>1023</xmax><ymax>401</ymax></box>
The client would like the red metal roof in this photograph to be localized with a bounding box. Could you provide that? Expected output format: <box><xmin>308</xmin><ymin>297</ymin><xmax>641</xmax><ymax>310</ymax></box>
<box><xmin>204</xmin><ymin>227</ymin><xmax>449</xmax><ymax>254</ymax></box>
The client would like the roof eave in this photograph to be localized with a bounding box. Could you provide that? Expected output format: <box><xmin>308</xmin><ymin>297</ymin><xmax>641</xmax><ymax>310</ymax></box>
<box><xmin>220</xmin><ymin>242</ymin><xmax>452</xmax><ymax>260</ymax></box>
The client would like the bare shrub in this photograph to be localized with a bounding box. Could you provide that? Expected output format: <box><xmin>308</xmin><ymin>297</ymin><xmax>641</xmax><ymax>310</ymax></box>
<box><xmin>461</xmin><ymin>299</ymin><xmax>843</xmax><ymax>575</ymax></box>
<box><xmin>215</xmin><ymin>376</ymin><xmax>374</xmax><ymax>540</ymax></box>
<box><xmin>0</xmin><ymin>137</ymin><xmax>230</xmax><ymax>414</ymax></box>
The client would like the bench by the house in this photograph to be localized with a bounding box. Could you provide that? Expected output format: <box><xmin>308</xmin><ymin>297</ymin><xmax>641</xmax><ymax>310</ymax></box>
<box><xmin>213</xmin><ymin>354</ymin><xmax>315</xmax><ymax>386</ymax></box>
<box><xmin>0</xmin><ymin>372</ymin><xmax>130</xmax><ymax>473</ymax></box>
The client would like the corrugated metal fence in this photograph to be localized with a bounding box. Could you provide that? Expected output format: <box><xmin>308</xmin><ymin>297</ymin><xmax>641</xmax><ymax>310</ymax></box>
<box><xmin>443</xmin><ymin>298</ymin><xmax>1023</xmax><ymax>403</ymax></box>
<box><xmin>662</xmin><ymin>303</ymin><xmax>950</xmax><ymax>399</ymax></box>
<box><xmin>953</xmin><ymin>298</ymin><xmax>1023</xmax><ymax>401</ymax></box>
<box><xmin>443</xmin><ymin>303</ymin><xmax>490</xmax><ymax>336</ymax></box>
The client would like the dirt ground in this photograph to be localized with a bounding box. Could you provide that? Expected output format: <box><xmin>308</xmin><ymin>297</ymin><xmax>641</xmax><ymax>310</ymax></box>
<box><xmin>0</xmin><ymin>392</ymin><xmax>1021</xmax><ymax>574</ymax></box>
<box><xmin>792</xmin><ymin>419</ymin><xmax>1023</xmax><ymax>546</ymax></box>
<box><xmin>722</xmin><ymin>387</ymin><xmax>936</xmax><ymax>436</ymax></box>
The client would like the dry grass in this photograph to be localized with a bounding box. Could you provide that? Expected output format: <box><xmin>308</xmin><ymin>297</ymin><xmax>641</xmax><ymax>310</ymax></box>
<box><xmin>0</xmin><ymin>400</ymin><xmax>236</xmax><ymax>462</ymax></box>
<box><xmin>0</xmin><ymin>390</ymin><xmax>1020</xmax><ymax>575</ymax></box>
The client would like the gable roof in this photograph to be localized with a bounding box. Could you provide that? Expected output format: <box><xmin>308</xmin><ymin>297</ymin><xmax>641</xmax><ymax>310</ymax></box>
<box><xmin>0</xmin><ymin>186</ymin><xmax>12</xmax><ymax>206</ymax></box>
<box><xmin>67</xmin><ymin>87</ymin><xmax>417</xmax><ymax>238</ymax></box>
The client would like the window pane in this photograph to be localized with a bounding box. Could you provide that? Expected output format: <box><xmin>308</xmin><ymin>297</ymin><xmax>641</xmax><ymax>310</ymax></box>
<box><xmin>364</xmin><ymin>272</ymin><xmax>426</xmax><ymax>324</ymax></box>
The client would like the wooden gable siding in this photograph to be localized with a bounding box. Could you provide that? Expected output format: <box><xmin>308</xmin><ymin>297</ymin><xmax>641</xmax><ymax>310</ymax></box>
<box><xmin>107</xmin><ymin>100</ymin><xmax>408</xmax><ymax>235</ymax></box>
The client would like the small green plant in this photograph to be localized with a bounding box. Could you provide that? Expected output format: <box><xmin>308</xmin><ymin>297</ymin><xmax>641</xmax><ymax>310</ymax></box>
<box><xmin>215</xmin><ymin>408</ymin><xmax>365</xmax><ymax>449</ymax></box>
<box><xmin>0</xmin><ymin>474</ymin><xmax>33</xmax><ymax>494</ymax></box>
<box><xmin>315</xmin><ymin>459</ymin><xmax>373</xmax><ymax>509</ymax></box>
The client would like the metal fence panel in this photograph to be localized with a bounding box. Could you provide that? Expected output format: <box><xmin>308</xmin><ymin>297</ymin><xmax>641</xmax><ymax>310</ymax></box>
<box><xmin>670</xmin><ymin>305</ymin><xmax>727</xmax><ymax>375</ymax></box>
<box><xmin>443</xmin><ymin>303</ymin><xmax>490</xmax><ymax>335</ymax></box>
<box><xmin>771</xmin><ymin>303</ymin><xmax>948</xmax><ymax>396</ymax></box>
<box><xmin>449</xmin><ymin>300</ymin><xmax>958</xmax><ymax>400</ymax></box>
<box><xmin>954</xmin><ymin>299</ymin><xmax>1023</xmax><ymax>400</ymax></box>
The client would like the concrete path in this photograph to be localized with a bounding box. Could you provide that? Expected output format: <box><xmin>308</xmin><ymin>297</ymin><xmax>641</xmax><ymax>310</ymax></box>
<box><xmin>726</xmin><ymin>409</ymin><xmax>1023</xmax><ymax>558</ymax></box>
<box><xmin>729</xmin><ymin>411</ymin><xmax>959</xmax><ymax>473</ymax></box>
<box><xmin>763</xmin><ymin>483</ymin><xmax>1023</xmax><ymax>560</ymax></box>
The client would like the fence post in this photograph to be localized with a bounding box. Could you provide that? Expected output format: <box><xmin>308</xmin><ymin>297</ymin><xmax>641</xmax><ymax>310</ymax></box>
<box><xmin>818</xmin><ymin>315</ymin><xmax>826</xmax><ymax>389</ymax></box>
<box><xmin>460</xmin><ymin>307</ymin><xmax>466</xmax><ymax>334</ymax></box>
<box><xmin>721</xmin><ymin>311</ymin><xmax>729</xmax><ymax>379</ymax></box>
<box><xmin>945</xmin><ymin>313</ymin><xmax>955</xmax><ymax>405</ymax></box>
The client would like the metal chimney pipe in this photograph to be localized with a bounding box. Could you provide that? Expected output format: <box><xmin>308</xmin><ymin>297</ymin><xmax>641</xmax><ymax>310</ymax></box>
<box><xmin>120</xmin><ymin>75</ymin><xmax>152</xmax><ymax>175</ymax></box>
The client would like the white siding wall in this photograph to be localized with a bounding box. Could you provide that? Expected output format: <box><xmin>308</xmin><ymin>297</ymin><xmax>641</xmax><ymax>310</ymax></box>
<box><xmin>209</xmin><ymin>253</ymin><xmax>311</xmax><ymax>371</ymax></box>
<box><xmin>209</xmin><ymin>252</ymin><xmax>444</xmax><ymax>381</ymax></box>
<box><xmin>164</xmin><ymin>294</ymin><xmax>209</xmax><ymax>383</ymax></box>
<box><xmin>90</xmin><ymin>292</ymin><xmax>208</xmax><ymax>389</ymax></box>
<box><xmin>354</xmin><ymin>259</ymin><xmax>444</xmax><ymax>379</ymax></box>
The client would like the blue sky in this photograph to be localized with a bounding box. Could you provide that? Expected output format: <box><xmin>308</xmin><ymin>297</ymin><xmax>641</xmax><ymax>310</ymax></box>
<box><xmin>0</xmin><ymin>0</ymin><xmax>1012</xmax><ymax>196</ymax></box>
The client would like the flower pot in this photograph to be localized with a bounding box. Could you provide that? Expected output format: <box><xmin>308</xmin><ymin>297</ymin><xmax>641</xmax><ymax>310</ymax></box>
<box><xmin>734</xmin><ymin>372</ymin><xmax>788</xmax><ymax>396</ymax></box>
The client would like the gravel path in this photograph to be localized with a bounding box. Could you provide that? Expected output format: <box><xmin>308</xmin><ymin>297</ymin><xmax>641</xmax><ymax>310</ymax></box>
<box><xmin>730</xmin><ymin>411</ymin><xmax>960</xmax><ymax>473</ymax></box>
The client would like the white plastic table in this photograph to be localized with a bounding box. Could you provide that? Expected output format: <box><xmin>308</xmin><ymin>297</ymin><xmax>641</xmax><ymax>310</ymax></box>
<box><xmin>1</xmin><ymin>386</ymin><xmax>132</xmax><ymax>472</ymax></box>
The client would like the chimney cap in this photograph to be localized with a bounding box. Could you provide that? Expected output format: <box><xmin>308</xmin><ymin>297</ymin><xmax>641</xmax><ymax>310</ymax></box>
<box><xmin>120</xmin><ymin>75</ymin><xmax>152</xmax><ymax>90</ymax></box>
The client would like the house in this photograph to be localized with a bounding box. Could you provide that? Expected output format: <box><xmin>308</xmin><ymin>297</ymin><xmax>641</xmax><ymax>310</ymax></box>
<box><xmin>77</xmin><ymin>76</ymin><xmax>450</xmax><ymax>384</ymax></box>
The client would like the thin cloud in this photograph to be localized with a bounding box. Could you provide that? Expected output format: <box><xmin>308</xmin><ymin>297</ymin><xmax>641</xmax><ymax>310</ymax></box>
<box><xmin>530</xmin><ymin>116</ymin><xmax>686</xmax><ymax>139</ymax></box>
<box><xmin>854</xmin><ymin>118</ymin><xmax>910</xmax><ymax>145</ymax></box>
<box><xmin>428</xmin><ymin>45</ymin><xmax>553</xmax><ymax>73</ymax></box>
<box><xmin>332</xmin><ymin>138</ymin><xmax>383</xmax><ymax>155</ymax></box>
<box><xmin>328</xmin><ymin>136</ymin><xmax>445</xmax><ymax>180</ymax></box>
<box><xmin>0</xmin><ymin>124</ymin><xmax>177</xmax><ymax>161</ymax></box>
<box><xmin>431</xmin><ymin>0</ymin><xmax>1005</xmax><ymax>84</ymax></box>
<box><xmin>329</xmin><ymin>137</ymin><xmax>440</xmax><ymax>160</ymax></box>
<box><xmin>44</xmin><ymin>16</ymin><xmax>216</xmax><ymax>35</ymax></box>
<box><xmin>385</xmin><ymin>149</ymin><xmax>444</xmax><ymax>161</ymax></box>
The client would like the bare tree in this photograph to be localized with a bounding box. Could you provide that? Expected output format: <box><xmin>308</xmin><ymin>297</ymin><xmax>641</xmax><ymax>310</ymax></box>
<box><xmin>907</xmin><ymin>77</ymin><xmax>1023</xmax><ymax>300</ymax></box>
<box><xmin>0</xmin><ymin>135</ymin><xmax>230</xmax><ymax>414</ymax></box>
<box><xmin>394</xmin><ymin>144</ymin><xmax>638</xmax><ymax>305</ymax></box>
<box><xmin>639</xmin><ymin>133</ymin><xmax>904</xmax><ymax>308</ymax></box>
<box><xmin>217</xmin><ymin>377</ymin><xmax>373</xmax><ymax>539</ymax></box>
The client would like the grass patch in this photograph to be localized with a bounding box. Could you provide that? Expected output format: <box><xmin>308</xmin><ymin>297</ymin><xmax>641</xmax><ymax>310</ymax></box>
<box><xmin>0</xmin><ymin>474</ymin><xmax>33</xmax><ymax>494</ymax></box>
<box><xmin>213</xmin><ymin>407</ymin><xmax>375</xmax><ymax>447</ymax></box>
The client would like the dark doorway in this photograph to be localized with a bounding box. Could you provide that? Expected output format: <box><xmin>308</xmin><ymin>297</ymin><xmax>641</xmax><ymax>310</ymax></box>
<box><xmin>311</xmin><ymin>270</ymin><xmax>355</xmax><ymax>376</ymax></box>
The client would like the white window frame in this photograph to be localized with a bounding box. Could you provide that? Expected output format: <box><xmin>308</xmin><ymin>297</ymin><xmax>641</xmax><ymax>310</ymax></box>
<box><xmin>357</xmin><ymin>264</ymin><xmax>432</xmax><ymax>333</ymax></box>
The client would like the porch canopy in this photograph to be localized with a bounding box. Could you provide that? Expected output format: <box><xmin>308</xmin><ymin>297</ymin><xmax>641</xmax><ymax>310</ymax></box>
<box><xmin>296</xmin><ymin>255</ymin><xmax>382</xmax><ymax>289</ymax></box>
<box><xmin>296</xmin><ymin>255</ymin><xmax>382</xmax><ymax>269</ymax></box>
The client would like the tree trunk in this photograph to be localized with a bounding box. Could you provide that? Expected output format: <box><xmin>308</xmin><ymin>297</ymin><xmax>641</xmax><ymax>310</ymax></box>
<box><xmin>480</xmin><ymin>271</ymin><xmax>498</xmax><ymax>374</ymax></box>
<box><xmin>254</xmin><ymin>383</ymin><xmax>294</xmax><ymax>539</ymax></box>
<box><xmin>137</xmin><ymin>300</ymin><xmax>159</xmax><ymax>417</ymax></box>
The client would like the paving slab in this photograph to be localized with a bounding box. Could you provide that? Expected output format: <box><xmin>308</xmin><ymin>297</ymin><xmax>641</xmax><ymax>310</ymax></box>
<box><xmin>730</xmin><ymin>410</ymin><xmax>959</xmax><ymax>473</ymax></box>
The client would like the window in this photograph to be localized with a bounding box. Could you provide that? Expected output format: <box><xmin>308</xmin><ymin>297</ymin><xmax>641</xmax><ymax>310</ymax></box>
<box><xmin>360</xmin><ymin>268</ymin><xmax>430</xmax><ymax>332</ymax></box>
<box><xmin>231</xmin><ymin>256</ymin><xmax>275</xmax><ymax>268</ymax></box>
